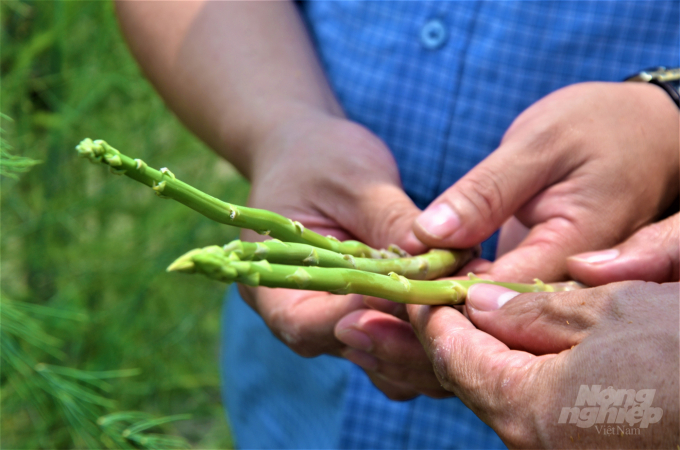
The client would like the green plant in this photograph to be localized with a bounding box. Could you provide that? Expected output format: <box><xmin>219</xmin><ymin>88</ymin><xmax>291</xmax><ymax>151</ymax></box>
<box><xmin>0</xmin><ymin>114</ymin><xmax>42</xmax><ymax>178</ymax></box>
<box><xmin>2</xmin><ymin>2</ymin><xmax>238</xmax><ymax>446</ymax></box>
<box><xmin>1</xmin><ymin>294</ymin><xmax>192</xmax><ymax>448</ymax></box>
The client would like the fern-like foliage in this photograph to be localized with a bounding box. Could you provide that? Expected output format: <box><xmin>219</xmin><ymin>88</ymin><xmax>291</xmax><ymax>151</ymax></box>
<box><xmin>1</xmin><ymin>295</ymin><xmax>191</xmax><ymax>449</ymax></box>
<box><xmin>0</xmin><ymin>117</ymin><xmax>190</xmax><ymax>448</ymax></box>
<box><xmin>0</xmin><ymin>114</ymin><xmax>41</xmax><ymax>179</ymax></box>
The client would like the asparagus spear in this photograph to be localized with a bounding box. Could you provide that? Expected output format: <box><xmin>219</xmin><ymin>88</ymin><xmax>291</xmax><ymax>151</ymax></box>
<box><xmin>221</xmin><ymin>239</ymin><xmax>474</xmax><ymax>280</ymax></box>
<box><xmin>75</xmin><ymin>138</ymin><xmax>401</xmax><ymax>258</ymax></box>
<box><xmin>168</xmin><ymin>246</ymin><xmax>581</xmax><ymax>305</ymax></box>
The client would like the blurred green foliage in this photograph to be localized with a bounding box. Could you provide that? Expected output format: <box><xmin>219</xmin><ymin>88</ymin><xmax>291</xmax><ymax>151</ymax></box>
<box><xmin>1</xmin><ymin>1</ymin><xmax>248</xmax><ymax>447</ymax></box>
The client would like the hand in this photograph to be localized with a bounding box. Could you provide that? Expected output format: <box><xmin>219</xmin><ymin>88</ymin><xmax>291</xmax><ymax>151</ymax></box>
<box><xmin>413</xmin><ymin>82</ymin><xmax>679</xmax><ymax>282</ymax></box>
<box><xmin>408</xmin><ymin>281</ymin><xmax>679</xmax><ymax>448</ymax></box>
<box><xmin>116</xmin><ymin>0</ymin><xmax>443</xmax><ymax>400</ymax></box>
<box><xmin>242</xmin><ymin>114</ymin><xmax>438</xmax><ymax>399</ymax></box>
<box><xmin>567</xmin><ymin>212</ymin><xmax>679</xmax><ymax>285</ymax></box>
<box><xmin>335</xmin><ymin>297</ymin><xmax>453</xmax><ymax>400</ymax></box>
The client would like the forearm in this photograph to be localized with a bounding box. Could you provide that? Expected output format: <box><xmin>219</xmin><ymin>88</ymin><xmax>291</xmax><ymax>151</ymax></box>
<box><xmin>115</xmin><ymin>0</ymin><xmax>342</xmax><ymax>179</ymax></box>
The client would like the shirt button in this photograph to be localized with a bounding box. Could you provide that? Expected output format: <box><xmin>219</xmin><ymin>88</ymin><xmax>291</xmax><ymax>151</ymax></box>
<box><xmin>420</xmin><ymin>19</ymin><xmax>448</xmax><ymax>50</ymax></box>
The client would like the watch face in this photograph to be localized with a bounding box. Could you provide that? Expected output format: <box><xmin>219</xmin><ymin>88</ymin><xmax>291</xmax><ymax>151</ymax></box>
<box><xmin>625</xmin><ymin>67</ymin><xmax>680</xmax><ymax>109</ymax></box>
<box><xmin>625</xmin><ymin>67</ymin><xmax>680</xmax><ymax>85</ymax></box>
<box><xmin>655</xmin><ymin>67</ymin><xmax>680</xmax><ymax>84</ymax></box>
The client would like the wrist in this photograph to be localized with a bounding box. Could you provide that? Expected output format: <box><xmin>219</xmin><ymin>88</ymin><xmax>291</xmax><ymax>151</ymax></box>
<box><xmin>225</xmin><ymin>103</ymin><xmax>341</xmax><ymax>180</ymax></box>
<box><xmin>247</xmin><ymin>112</ymin><xmax>401</xmax><ymax>188</ymax></box>
<box><xmin>621</xmin><ymin>82</ymin><xmax>680</xmax><ymax>205</ymax></box>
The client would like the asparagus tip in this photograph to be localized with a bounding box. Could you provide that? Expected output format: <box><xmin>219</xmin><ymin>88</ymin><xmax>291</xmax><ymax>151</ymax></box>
<box><xmin>222</xmin><ymin>239</ymin><xmax>245</xmax><ymax>257</ymax></box>
<box><xmin>167</xmin><ymin>249</ymin><xmax>203</xmax><ymax>273</ymax></box>
<box><xmin>76</xmin><ymin>138</ymin><xmax>123</xmax><ymax>167</ymax></box>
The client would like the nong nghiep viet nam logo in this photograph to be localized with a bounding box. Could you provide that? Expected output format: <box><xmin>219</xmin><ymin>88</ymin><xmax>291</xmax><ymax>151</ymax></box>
<box><xmin>558</xmin><ymin>385</ymin><xmax>662</xmax><ymax>430</ymax></box>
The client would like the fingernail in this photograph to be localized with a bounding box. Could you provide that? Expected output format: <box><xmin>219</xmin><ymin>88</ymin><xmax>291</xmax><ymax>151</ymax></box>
<box><xmin>467</xmin><ymin>284</ymin><xmax>520</xmax><ymax>311</ymax></box>
<box><xmin>570</xmin><ymin>249</ymin><xmax>620</xmax><ymax>264</ymax></box>
<box><xmin>336</xmin><ymin>328</ymin><xmax>373</xmax><ymax>352</ymax></box>
<box><xmin>416</xmin><ymin>203</ymin><xmax>460</xmax><ymax>239</ymax></box>
<box><xmin>342</xmin><ymin>348</ymin><xmax>378</xmax><ymax>371</ymax></box>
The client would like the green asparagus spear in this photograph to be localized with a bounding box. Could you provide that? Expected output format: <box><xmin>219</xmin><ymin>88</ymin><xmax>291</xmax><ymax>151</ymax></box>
<box><xmin>221</xmin><ymin>239</ymin><xmax>474</xmax><ymax>280</ymax></box>
<box><xmin>75</xmin><ymin>138</ymin><xmax>401</xmax><ymax>258</ymax></box>
<box><xmin>167</xmin><ymin>245</ymin><xmax>579</xmax><ymax>305</ymax></box>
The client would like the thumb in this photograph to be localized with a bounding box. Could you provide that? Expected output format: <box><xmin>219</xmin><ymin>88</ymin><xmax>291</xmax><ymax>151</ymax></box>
<box><xmin>413</xmin><ymin>146</ymin><xmax>553</xmax><ymax>249</ymax></box>
<box><xmin>338</xmin><ymin>182</ymin><xmax>427</xmax><ymax>255</ymax></box>
<box><xmin>464</xmin><ymin>283</ymin><xmax>598</xmax><ymax>354</ymax></box>
<box><xmin>567</xmin><ymin>212</ymin><xmax>679</xmax><ymax>285</ymax></box>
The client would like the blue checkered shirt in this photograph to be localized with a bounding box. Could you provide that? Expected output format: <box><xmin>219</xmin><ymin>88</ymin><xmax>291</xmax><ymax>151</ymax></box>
<box><xmin>221</xmin><ymin>1</ymin><xmax>679</xmax><ymax>448</ymax></box>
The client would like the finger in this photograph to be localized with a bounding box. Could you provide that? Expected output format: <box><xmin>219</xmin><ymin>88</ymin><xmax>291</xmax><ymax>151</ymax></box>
<box><xmin>331</xmin><ymin>182</ymin><xmax>428</xmax><ymax>255</ymax></box>
<box><xmin>373</xmin><ymin>361</ymin><xmax>451</xmax><ymax>394</ymax></box>
<box><xmin>464</xmin><ymin>284</ymin><xmax>603</xmax><ymax>354</ymax></box>
<box><xmin>407</xmin><ymin>303</ymin><xmax>546</xmax><ymax>426</ymax></box>
<box><xmin>363</xmin><ymin>369</ymin><xmax>421</xmax><ymax>401</ymax></box>
<box><xmin>335</xmin><ymin>309</ymin><xmax>433</xmax><ymax>370</ymax></box>
<box><xmin>362</xmin><ymin>296</ymin><xmax>408</xmax><ymax>321</ymax></box>
<box><xmin>337</xmin><ymin>309</ymin><xmax>457</xmax><ymax>397</ymax></box>
<box><xmin>482</xmin><ymin>215</ymin><xmax>592</xmax><ymax>282</ymax></box>
<box><xmin>567</xmin><ymin>213</ymin><xmax>680</xmax><ymax>284</ymax></box>
<box><xmin>496</xmin><ymin>216</ymin><xmax>530</xmax><ymax>258</ymax></box>
<box><xmin>240</xmin><ymin>284</ymin><xmax>365</xmax><ymax>357</ymax></box>
<box><xmin>457</xmin><ymin>258</ymin><xmax>492</xmax><ymax>276</ymax></box>
<box><xmin>413</xmin><ymin>141</ymin><xmax>560</xmax><ymax>248</ymax></box>
<box><xmin>341</xmin><ymin>348</ymin><xmax>449</xmax><ymax>396</ymax></box>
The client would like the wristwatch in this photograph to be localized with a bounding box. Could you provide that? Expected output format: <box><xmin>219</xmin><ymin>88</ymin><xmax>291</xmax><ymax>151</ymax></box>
<box><xmin>625</xmin><ymin>67</ymin><xmax>680</xmax><ymax>108</ymax></box>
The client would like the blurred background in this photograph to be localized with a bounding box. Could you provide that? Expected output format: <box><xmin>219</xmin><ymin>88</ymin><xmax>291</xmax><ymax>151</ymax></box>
<box><xmin>1</xmin><ymin>1</ymin><xmax>248</xmax><ymax>448</ymax></box>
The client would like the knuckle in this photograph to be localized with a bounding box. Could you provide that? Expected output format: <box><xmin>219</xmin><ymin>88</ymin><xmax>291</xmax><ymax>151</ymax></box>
<box><xmin>634</xmin><ymin>220</ymin><xmax>671</xmax><ymax>243</ymax></box>
<box><xmin>634</xmin><ymin>219</ymin><xmax>679</xmax><ymax>280</ymax></box>
<box><xmin>538</xmin><ymin>290</ymin><xmax>601</xmax><ymax>330</ymax></box>
<box><xmin>372</xmin><ymin>202</ymin><xmax>411</xmax><ymax>247</ymax></box>
<box><xmin>265</xmin><ymin>304</ymin><xmax>323</xmax><ymax>358</ymax></box>
<box><xmin>429</xmin><ymin>335</ymin><xmax>464</xmax><ymax>393</ymax></box>
<box><xmin>455</xmin><ymin>171</ymin><xmax>508</xmax><ymax>235</ymax></box>
<box><xmin>605</xmin><ymin>280</ymin><xmax>659</xmax><ymax>321</ymax></box>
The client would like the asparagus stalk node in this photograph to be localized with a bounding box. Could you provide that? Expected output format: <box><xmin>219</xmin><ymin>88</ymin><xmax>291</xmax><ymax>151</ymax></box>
<box><xmin>75</xmin><ymin>138</ymin><xmax>402</xmax><ymax>258</ymax></box>
<box><xmin>168</xmin><ymin>245</ymin><xmax>578</xmax><ymax>305</ymax></box>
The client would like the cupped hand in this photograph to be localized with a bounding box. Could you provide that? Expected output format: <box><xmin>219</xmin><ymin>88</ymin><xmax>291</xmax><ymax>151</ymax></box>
<box><xmin>413</xmin><ymin>82</ymin><xmax>679</xmax><ymax>282</ymax></box>
<box><xmin>334</xmin><ymin>299</ymin><xmax>453</xmax><ymax>400</ymax></box>
<box><xmin>241</xmin><ymin>114</ymin><xmax>438</xmax><ymax>398</ymax></box>
<box><xmin>408</xmin><ymin>281</ymin><xmax>679</xmax><ymax>448</ymax></box>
